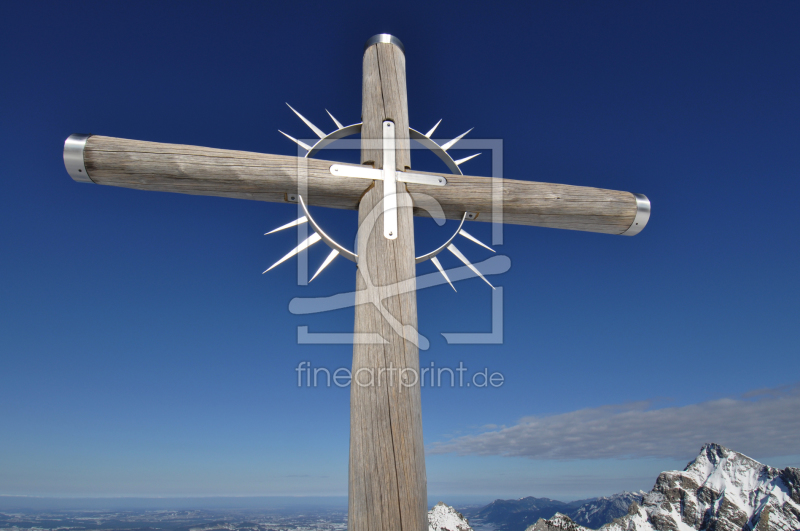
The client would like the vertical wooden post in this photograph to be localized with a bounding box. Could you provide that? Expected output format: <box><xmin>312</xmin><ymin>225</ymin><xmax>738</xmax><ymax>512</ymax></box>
<box><xmin>349</xmin><ymin>39</ymin><xmax>428</xmax><ymax>531</ymax></box>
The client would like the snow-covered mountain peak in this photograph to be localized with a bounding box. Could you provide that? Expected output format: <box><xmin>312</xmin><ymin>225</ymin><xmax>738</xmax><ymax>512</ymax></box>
<box><xmin>428</xmin><ymin>502</ymin><xmax>473</xmax><ymax>531</ymax></box>
<box><xmin>527</xmin><ymin>444</ymin><xmax>800</xmax><ymax>531</ymax></box>
<box><xmin>684</xmin><ymin>443</ymin><xmax>770</xmax><ymax>494</ymax></box>
<box><xmin>531</xmin><ymin>512</ymin><xmax>588</xmax><ymax>531</ymax></box>
<box><xmin>634</xmin><ymin>442</ymin><xmax>799</xmax><ymax>530</ymax></box>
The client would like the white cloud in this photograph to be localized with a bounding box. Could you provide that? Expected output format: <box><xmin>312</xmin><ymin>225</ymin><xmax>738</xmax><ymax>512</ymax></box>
<box><xmin>429</xmin><ymin>384</ymin><xmax>800</xmax><ymax>461</ymax></box>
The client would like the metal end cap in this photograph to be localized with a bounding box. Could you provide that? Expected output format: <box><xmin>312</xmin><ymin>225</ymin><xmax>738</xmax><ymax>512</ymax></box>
<box><xmin>64</xmin><ymin>134</ymin><xmax>93</xmax><ymax>183</ymax></box>
<box><xmin>622</xmin><ymin>193</ymin><xmax>651</xmax><ymax>236</ymax></box>
<box><xmin>364</xmin><ymin>34</ymin><xmax>405</xmax><ymax>55</ymax></box>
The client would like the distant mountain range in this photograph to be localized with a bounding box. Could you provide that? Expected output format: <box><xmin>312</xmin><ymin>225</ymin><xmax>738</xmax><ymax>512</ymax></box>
<box><xmin>433</xmin><ymin>444</ymin><xmax>800</xmax><ymax>531</ymax></box>
<box><xmin>463</xmin><ymin>491</ymin><xmax>645</xmax><ymax>530</ymax></box>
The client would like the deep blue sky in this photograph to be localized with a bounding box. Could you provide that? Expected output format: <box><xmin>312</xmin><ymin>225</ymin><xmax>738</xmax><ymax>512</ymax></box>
<box><xmin>1</xmin><ymin>1</ymin><xmax>798</xmax><ymax>502</ymax></box>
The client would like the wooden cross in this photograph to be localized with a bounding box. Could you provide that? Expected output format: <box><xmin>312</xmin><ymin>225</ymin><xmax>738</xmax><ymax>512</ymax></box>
<box><xmin>63</xmin><ymin>34</ymin><xmax>650</xmax><ymax>531</ymax></box>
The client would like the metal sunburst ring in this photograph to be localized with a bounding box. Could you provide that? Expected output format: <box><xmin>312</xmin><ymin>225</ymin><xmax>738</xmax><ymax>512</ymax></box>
<box><xmin>265</xmin><ymin>105</ymin><xmax>495</xmax><ymax>290</ymax></box>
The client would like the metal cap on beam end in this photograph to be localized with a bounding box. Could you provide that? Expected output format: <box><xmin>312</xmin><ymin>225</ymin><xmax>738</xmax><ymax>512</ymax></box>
<box><xmin>622</xmin><ymin>193</ymin><xmax>651</xmax><ymax>236</ymax></box>
<box><xmin>63</xmin><ymin>134</ymin><xmax>93</xmax><ymax>183</ymax></box>
<box><xmin>364</xmin><ymin>34</ymin><xmax>405</xmax><ymax>55</ymax></box>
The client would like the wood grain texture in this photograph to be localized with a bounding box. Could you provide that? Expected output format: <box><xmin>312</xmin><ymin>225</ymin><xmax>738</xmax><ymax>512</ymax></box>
<box><xmin>349</xmin><ymin>41</ymin><xmax>427</xmax><ymax>531</ymax></box>
<box><xmin>361</xmin><ymin>43</ymin><xmax>411</xmax><ymax>171</ymax></box>
<box><xmin>81</xmin><ymin>135</ymin><xmax>639</xmax><ymax>235</ymax></box>
<box><xmin>349</xmin><ymin>184</ymin><xmax>426</xmax><ymax>531</ymax></box>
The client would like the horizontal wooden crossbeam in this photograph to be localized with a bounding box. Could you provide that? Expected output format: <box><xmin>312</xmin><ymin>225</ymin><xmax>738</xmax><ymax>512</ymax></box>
<box><xmin>69</xmin><ymin>135</ymin><xmax>645</xmax><ymax>235</ymax></box>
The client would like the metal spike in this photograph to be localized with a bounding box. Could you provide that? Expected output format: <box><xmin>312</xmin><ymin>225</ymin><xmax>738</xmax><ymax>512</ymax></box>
<box><xmin>286</xmin><ymin>103</ymin><xmax>326</xmax><ymax>139</ymax></box>
<box><xmin>431</xmin><ymin>256</ymin><xmax>456</xmax><ymax>292</ymax></box>
<box><xmin>440</xmin><ymin>128</ymin><xmax>473</xmax><ymax>152</ymax></box>
<box><xmin>265</xmin><ymin>216</ymin><xmax>308</xmax><ymax>235</ymax></box>
<box><xmin>459</xmin><ymin>229</ymin><xmax>495</xmax><ymax>253</ymax></box>
<box><xmin>263</xmin><ymin>233</ymin><xmax>322</xmax><ymax>273</ymax></box>
<box><xmin>279</xmin><ymin>130</ymin><xmax>313</xmax><ymax>152</ymax></box>
<box><xmin>454</xmin><ymin>153</ymin><xmax>481</xmax><ymax>166</ymax></box>
<box><xmin>446</xmin><ymin>243</ymin><xmax>495</xmax><ymax>289</ymax></box>
<box><xmin>310</xmin><ymin>249</ymin><xmax>339</xmax><ymax>282</ymax></box>
<box><xmin>326</xmin><ymin>109</ymin><xmax>344</xmax><ymax>130</ymax></box>
<box><xmin>425</xmin><ymin>119</ymin><xmax>442</xmax><ymax>138</ymax></box>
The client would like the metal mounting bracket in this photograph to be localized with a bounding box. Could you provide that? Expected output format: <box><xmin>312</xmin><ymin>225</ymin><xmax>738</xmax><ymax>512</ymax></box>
<box><xmin>330</xmin><ymin>164</ymin><xmax>446</xmax><ymax>187</ymax></box>
<box><xmin>329</xmin><ymin>120</ymin><xmax>447</xmax><ymax>240</ymax></box>
<box><xmin>383</xmin><ymin>121</ymin><xmax>398</xmax><ymax>239</ymax></box>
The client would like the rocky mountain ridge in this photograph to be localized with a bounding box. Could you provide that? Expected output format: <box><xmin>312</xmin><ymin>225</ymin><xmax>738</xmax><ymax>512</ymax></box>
<box><xmin>569</xmin><ymin>492</ymin><xmax>648</xmax><ymax>529</ymax></box>
<box><xmin>429</xmin><ymin>502</ymin><xmax>473</xmax><ymax>531</ymax></box>
<box><xmin>529</xmin><ymin>444</ymin><xmax>800</xmax><ymax>531</ymax></box>
<box><xmin>471</xmin><ymin>491</ymin><xmax>645</xmax><ymax>530</ymax></box>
